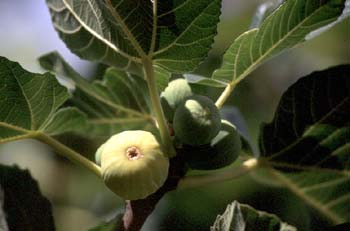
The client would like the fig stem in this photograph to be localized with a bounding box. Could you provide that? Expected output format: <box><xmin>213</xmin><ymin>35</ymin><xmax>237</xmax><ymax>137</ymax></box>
<box><xmin>142</xmin><ymin>57</ymin><xmax>176</xmax><ymax>157</ymax></box>
<box><xmin>178</xmin><ymin>158</ymin><xmax>259</xmax><ymax>188</ymax></box>
<box><xmin>36</xmin><ymin>133</ymin><xmax>102</xmax><ymax>177</ymax></box>
<box><xmin>215</xmin><ymin>83</ymin><xmax>236</xmax><ymax>109</ymax></box>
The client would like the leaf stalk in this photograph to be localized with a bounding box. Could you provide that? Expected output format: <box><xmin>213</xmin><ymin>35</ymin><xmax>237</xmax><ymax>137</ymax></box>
<box><xmin>215</xmin><ymin>83</ymin><xmax>236</xmax><ymax>109</ymax></box>
<box><xmin>142</xmin><ymin>57</ymin><xmax>176</xmax><ymax>157</ymax></box>
<box><xmin>36</xmin><ymin>133</ymin><xmax>102</xmax><ymax>177</ymax></box>
<box><xmin>178</xmin><ymin>158</ymin><xmax>259</xmax><ymax>188</ymax></box>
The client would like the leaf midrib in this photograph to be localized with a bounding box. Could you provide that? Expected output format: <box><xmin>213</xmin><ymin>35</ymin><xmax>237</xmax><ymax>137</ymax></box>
<box><xmin>271</xmin><ymin>170</ymin><xmax>345</xmax><ymax>224</ymax></box>
<box><xmin>227</xmin><ymin>2</ymin><xmax>337</xmax><ymax>85</ymax></box>
<box><xmin>266</xmin><ymin>97</ymin><xmax>350</xmax><ymax>162</ymax></box>
<box><xmin>0</xmin><ymin>122</ymin><xmax>31</xmax><ymax>134</ymax></box>
<box><xmin>60</xmin><ymin>0</ymin><xmax>141</xmax><ymax>62</ymax></box>
<box><xmin>105</xmin><ymin>0</ymin><xmax>147</xmax><ymax>58</ymax></box>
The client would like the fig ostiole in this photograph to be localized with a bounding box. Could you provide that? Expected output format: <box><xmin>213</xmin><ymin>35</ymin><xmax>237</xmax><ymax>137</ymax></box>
<box><xmin>160</xmin><ymin>78</ymin><xmax>193</xmax><ymax>122</ymax></box>
<box><xmin>173</xmin><ymin>95</ymin><xmax>221</xmax><ymax>145</ymax></box>
<box><xmin>98</xmin><ymin>130</ymin><xmax>169</xmax><ymax>200</ymax></box>
<box><xmin>183</xmin><ymin>120</ymin><xmax>242</xmax><ymax>170</ymax></box>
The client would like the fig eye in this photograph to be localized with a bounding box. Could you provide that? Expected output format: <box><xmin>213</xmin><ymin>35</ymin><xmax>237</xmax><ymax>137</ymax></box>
<box><xmin>126</xmin><ymin>146</ymin><xmax>143</xmax><ymax>160</ymax></box>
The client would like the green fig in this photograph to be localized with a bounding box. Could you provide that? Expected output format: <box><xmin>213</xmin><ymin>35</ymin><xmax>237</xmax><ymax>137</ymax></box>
<box><xmin>173</xmin><ymin>95</ymin><xmax>221</xmax><ymax>145</ymax></box>
<box><xmin>160</xmin><ymin>78</ymin><xmax>193</xmax><ymax>122</ymax></box>
<box><xmin>183</xmin><ymin>120</ymin><xmax>242</xmax><ymax>170</ymax></box>
<box><xmin>99</xmin><ymin>130</ymin><xmax>169</xmax><ymax>200</ymax></box>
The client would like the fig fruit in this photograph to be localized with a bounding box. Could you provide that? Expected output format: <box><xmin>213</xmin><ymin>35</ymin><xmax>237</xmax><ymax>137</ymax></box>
<box><xmin>160</xmin><ymin>78</ymin><xmax>192</xmax><ymax>122</ymax></box>
<box><xmin>99</xmin><ymin>130</ymin><xmax>169</xmax><ymax>200</ymax></box>
<box><xmin>183</xmin><ymin>120</ymin><xmax>241</xmax><ymax>170</ymax></box>
<box><xmin>95</xmin><ymin>143</ymin><xmax>105</xmax><ymax>165</ymax></box>
<box><xmin>173</xmin><ymin>95</ymin><xmax>221</xmax><ymax>145</ymax></box>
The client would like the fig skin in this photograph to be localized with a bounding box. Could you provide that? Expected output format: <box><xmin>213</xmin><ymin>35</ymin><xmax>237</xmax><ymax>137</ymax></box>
<box><xmin>95</xmin><ymin>143</ymin><xmax>105</xmax><ymax>165</ymax></box>
<box><xmin>183</xmin><ymin>120</ymin><xmax>242</xmax><ymax>170</ymax></box>
<box><xmin>173</xmin><ymin>95</ymin><xmax>221</xmax><ymax>145</ymax></box>
<box><xmin>99</xmin><ymin>130</ymin><xmax>169</xmax><ymax>200</ymax></box>
<box><xmin>160</xmin><ymin>78</ymin><xmax>193</xmax><ymax>122</ymax></box>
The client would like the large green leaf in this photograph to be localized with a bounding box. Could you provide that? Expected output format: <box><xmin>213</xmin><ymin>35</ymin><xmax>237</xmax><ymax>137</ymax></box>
<box><xmin>39</xmin><ymin>52</ymin><xmax>155</xmax><ymax>138</ymax></box>
<box><xmin>0</xmin><ymin>56</ymin><xmax>87</xmax><ymax>143</ymax></box>
<box><xmin>46</xmin><ymin>0</ymin><xmax>222</xmax><ymax>73</ymax></box>
<box><xmin>212</xmin><ymin>0</ymin><xmax>348</xmax><ymax>85</ymax></box>
<box><xmin>211</xmin><ymin>201</ymin><xmax>296</xmax><ymax>231</ymax></box>
<box><xmin>260</xmin><ymin>65</ymin><xmax>350</xmax><ymax>223</ymax></box>
<box><xmin>0</xmin><ymin>165</ymin><xmax>55</xmax><ymax>231</ymax></box>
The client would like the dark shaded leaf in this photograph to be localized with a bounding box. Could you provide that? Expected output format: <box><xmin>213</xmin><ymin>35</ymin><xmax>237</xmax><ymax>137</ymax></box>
<box><xmin>260</xmin><ymin>65</ymin><xmax>350</xmax><ymax>172</ymax></box>
<box><xmin>0</xmin><ymin>165</ymin><xmax>55</xmax><ymax>231</ymax></box>
<box><xmin>46</xmin><ymin>0</ymin><xmax>222</xmax><ymax>73</ymax></box>
<box><xmin>260</xmin><ymin>65</ymin><xmax>350</xmax><ymax>223</ymax></box>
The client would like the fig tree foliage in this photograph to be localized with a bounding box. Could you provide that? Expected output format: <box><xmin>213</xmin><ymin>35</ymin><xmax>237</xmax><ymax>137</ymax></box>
<box><xmin>0</xmin><ymin>0</ymin><xmax>349</xmax><ymax>230</ymax></box>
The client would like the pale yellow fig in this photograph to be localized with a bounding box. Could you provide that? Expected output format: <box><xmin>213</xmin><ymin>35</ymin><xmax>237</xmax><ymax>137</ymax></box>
<box><xmin>99</xmin><ymin>130</ymin><xmax>169</xmax><ymax>200</ymax></box>
<box><xmin>95</xmin><ymin>143</ymin><xmax>105</xmax><ymax>165</ymax></box>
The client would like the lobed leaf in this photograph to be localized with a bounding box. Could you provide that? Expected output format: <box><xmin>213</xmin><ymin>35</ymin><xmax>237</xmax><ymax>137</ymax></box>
<box><xmin>260</xmin><ymin>65</ymin><xmax>350</xmax><ymax>223</ymax></box>
<box><xmin>212</xmin><ymin>0</ymin><xmax>348</xmax><ymax>85</ymax></box>
<box><xmin>211</xmin><ymin>201</ymin><xmax>296</xmax><ymax>231</ymax></box>
<box><xmin>46</xmin><ymin>0</ymin><xmax>222</xmax><ymax>73</ymax></box>
<box><xmin>39</xmin><ymin>52</ymin><xmax>155</xmax><ymax>138</ymax></box>
<box><xmin>0</xmin><ymin>56</ymin><xmax>87</xmax><ymax>143</ymax></box>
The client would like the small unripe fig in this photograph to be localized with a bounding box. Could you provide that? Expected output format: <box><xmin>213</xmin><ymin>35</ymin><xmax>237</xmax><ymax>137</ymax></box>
<box><xmin>160</xmin><ymin>78</ymin><xmax>193</xmax><ymax>122</ymax></box>
<box><xmin>183</xmin><ymin>120</ymin><xmax>242</xmax><ymax>170</ymax></box>
<box><xmin>173</xmin><ymin>95</ymin><xmax>221</xmax><ymax>145</ymax></box>
<box><xmin>99</xmin><ymin>130</ymin><xmax>169</xmax><ymax>200</ymax></box>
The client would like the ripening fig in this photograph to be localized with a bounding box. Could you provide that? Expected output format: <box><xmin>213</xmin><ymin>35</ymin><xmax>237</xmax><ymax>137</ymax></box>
<box><xmin>160</xmin><ymin>78</ymin><xmax>193</xmax><ymax>122</ymax></box>
<box><xmin>183</xmin><ymin>120</ymin><xmax>242</xmax><ymax>170</ymax></box>
<box><xmin>173</xmin><ymin>95</ymin><xmax>221</xmax><ymax>145</ymax></box>
<box><xmin>95</xmin><ymin>143</ymin><xmax>105</xmax><ymax>165</ymax></box>
<box><xmin>99</xmin><ymin>130</ymin><xmax>169</xmax><ymax>200</ymax></box>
